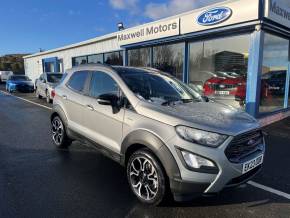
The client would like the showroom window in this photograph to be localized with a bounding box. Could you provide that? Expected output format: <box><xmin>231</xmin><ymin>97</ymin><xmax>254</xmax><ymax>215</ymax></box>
<box><xmin>128</xmin><ymin>48</ymin><xmax>151</xmax><ymax>67</ymax></box>
<box><xmin>259</xmin><ymin>33</ymin><xmax>289</xmax><ymax>113</ymax></box>
<box><xmin>72</xmin><ymin>56</ymin><xmax>88</xmax><ymax>66</ymax></box>
<box><xmin>153</xmin><ymin>43</ymin><xmax>184</xmax><ymax>80</ymax></box>
<box><xmin>188</xmin><ymin>35</ymin><xmax>250</xmax><ymax>109</ymax></box>
<box><xmin>88</xmin><ymin>54</ymin><xmax>103</xmax><ymax>64</ymax></box>
<box><xmin>104</xmin><ymin>51</ymin><xmax>123</xmax><ymax>65</ymax></box>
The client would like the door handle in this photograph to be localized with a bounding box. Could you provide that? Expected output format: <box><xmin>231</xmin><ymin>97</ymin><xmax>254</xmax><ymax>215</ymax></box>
<box><xmin>86</xmin><ymin>105</ymin><xmax>94</xmax><ymax>111</ymax></box>
<box><xmin>62</xmin><ymin>95</ymin><xmax>67</xmax><ymax>100</ymax></box>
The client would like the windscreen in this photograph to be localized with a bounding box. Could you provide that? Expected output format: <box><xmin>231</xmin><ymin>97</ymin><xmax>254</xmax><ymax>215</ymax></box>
<box><xmin>10</xmin><ymin>76</ymin><xmax>30</xmax><ymax>81</ymax></box>
<box><xmin>47</xmin><ymin>74</ymin><xmax>63</xmax><ymax>83</ymax></box>
<box><xmin>115</xmin><ymin>67</ymin><xmax>201</xmax><ymax>105</ymax></box>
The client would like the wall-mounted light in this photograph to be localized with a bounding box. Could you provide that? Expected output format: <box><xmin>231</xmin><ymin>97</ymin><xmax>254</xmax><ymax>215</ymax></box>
<box><xmin>117</xmin><ymin>22</ymin><xmax>125</xmax><ymax>31</ymax></box>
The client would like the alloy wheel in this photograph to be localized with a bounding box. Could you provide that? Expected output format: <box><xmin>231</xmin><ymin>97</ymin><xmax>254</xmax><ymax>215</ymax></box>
<box><xmin>52</xmin><ymin>118</ymin><xmax>64</xmax><ymax>146</ymax></box>
<box><xmin>129</xmin><ymin>156</ymin><xmax>159</xmax><ymax>201</ymax></box>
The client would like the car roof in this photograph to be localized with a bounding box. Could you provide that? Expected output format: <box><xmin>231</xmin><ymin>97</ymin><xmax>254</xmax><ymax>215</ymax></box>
<box><xmin>67</xmin><ymin>64</ymin><xmax>162</xmax><ymax>74</ymax></box>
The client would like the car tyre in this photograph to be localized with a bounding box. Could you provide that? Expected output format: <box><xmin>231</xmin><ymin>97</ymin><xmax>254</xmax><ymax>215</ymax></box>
<box><xmin>46</xmin><ymin>90</ymin><xmax>52</xmax><ymax>103</ymax></box>
<box><xmin>51</xmin><ymin>116</ymin><xmax>72</xmax><ymax>149</ymax></box>
<box><xmin>127</xmin><ymin>148</ymin><xmax>167</xmax><ymax>206</ymax></box>
<box><xmin>36</xmin><ymin>88</ymin><xmax>42</xmax><ymax>99</ymax></box>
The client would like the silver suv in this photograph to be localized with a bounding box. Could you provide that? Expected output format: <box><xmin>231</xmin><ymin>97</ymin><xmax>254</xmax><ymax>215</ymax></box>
<box><xmin>51</xmin><ymin>65</ymin><xmax>265</xmax><ymax>205</ymax></box>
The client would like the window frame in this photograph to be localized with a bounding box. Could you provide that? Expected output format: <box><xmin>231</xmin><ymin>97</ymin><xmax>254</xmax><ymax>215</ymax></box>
<box><xmin>87</xmin><ymin>70</ymin><xmax>135</xmax><ymax>110</ymax></box>
<box><xmin>72</xmin><ymin>56</ymin><xmax>88</xmax><ymax>67</ymax></box>
<box><xmin>128</xmin><ymin>47</ymin><xmax>151</xmax><ymax>67</ymax></box>
<box><xmin>258</xmin><ymin>31</ymin><xmax>290</xmax><ymax>115</ymax></box>
<box><xmin>88</xmin><ymin>71</ymin><xmax>121</xmax><ymax>99</ymax></box>
<box><xmin>88</xmin><ymin>54</ymin><xmax>104</xmax><ymax>64</ymax></box>
<box><xmin>66</xmin><ymin>71</ymin><xmax>91</xmax><ymax>94</ymax></box>
<box><xmin>72</xmin><ymin>50</ymin><xmax>123</xmax><ymax>68</ymax></box>
<box><xmin>104</xmin><ymin>51</ymin><xmax>123</xmax><ymax>66</ymax></box>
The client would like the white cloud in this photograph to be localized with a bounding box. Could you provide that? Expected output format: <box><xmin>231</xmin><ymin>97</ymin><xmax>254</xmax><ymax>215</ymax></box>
<box><xmin>109</xmin><ymin>0</ymin><xmax>139</xmax><ymax>10</ymax></box>
<box><xmin>145</xmin><ymin>0</ymin><xmax>223</xmax><ymax>20</ymax></box>
<box><xmin>95</xmin><ymin>26</ymin><xmax>105</xmax><ymax>32</ymax></box>
<box><xmin>68</xmin><ymin>9</ymin><xmax>81</xmax><ymax>16</ymax></box>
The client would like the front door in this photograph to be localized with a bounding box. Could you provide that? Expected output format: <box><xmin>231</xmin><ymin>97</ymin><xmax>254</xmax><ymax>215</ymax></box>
<box><xmin>82</xmin><ymin>71</ymin><xmax>124</xmax><ymax>153</ymax></box>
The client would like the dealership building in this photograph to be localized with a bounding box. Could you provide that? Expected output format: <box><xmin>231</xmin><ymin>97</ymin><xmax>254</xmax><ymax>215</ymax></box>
<box><xmin>24</xmin><ymin>0</ymin><xmax>290</xmax><ymax>125</ymax></box>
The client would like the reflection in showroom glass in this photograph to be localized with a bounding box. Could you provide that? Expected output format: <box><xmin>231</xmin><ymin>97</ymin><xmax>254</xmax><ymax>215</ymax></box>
<box><xmin>188</xmin><ymin>35</ymin><xmax>250</xmax><ymax>109</ymax></box>
<box><xmin>259</xmin><ymin>33</ymin><xmax>289</xmax><ymax>113</ymax></box>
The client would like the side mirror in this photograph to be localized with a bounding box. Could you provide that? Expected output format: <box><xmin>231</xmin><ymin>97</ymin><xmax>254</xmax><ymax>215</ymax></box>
<box><xmin>97</xmin><ymin>93</ymin><xmax>120</xmax><ymax>114</ymax></box>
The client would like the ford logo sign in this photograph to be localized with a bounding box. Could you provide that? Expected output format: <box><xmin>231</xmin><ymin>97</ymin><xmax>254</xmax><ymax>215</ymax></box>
<box><xmin>197</xmin><ymin>7</ymin><xmax>232</xmax><ymax>26</ymax></box>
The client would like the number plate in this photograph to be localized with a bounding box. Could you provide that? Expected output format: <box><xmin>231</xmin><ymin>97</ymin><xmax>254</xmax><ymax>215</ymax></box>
<box><xmin>215</xmin><ymin>91</ymin><xmax>230</xmax><ymax>95</ymax></box>
<box><xmin>242</xmin><ymin>154</ymin><xmax>263</xmax><ymax>174</ymax></box>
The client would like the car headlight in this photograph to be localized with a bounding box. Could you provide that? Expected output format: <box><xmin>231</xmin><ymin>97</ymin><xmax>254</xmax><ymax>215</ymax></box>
<box><xmin>176</xmin><ymin>126</ymin><xmax>228</xmax><ymax>147</ymax></box>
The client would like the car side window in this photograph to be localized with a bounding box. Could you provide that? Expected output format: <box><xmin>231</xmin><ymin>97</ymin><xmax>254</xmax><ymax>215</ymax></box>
<box><xmin>67</xmin><ymin>71</ymin><xmax>89</xmax><ymax>92</ymax></box>
<box><xmin>89</xmin><ymin>71</ymin><xmax>119</xmax><ymax>98</ymax></box>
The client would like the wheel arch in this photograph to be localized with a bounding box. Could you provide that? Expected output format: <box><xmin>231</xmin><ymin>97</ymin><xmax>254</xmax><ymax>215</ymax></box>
<box><xmin>121</xmin><ymin>130</ymin><xmax>181</xmax><ymax>181</ymax></box>
<box><xmin>50</xmin><ymin>105</ymin><xmax>68</xmax><ymax>127</ymax></box>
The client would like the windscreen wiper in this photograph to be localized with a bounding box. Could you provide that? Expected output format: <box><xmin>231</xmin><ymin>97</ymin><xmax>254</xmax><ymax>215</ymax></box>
<box><xmin>161</xmin><ymin>99</ymin><xmax>180</xmax><ymax>106</ymax></box>
<box><xmin>162</xmin><ymin>99</ymin><xmax>196</xmax><ymax>106</ymax></box>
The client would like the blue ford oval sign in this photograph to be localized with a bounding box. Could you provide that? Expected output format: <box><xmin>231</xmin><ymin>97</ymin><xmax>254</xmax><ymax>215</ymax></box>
<box><xmin>197</xmin><ymin>7</ymin><xmax>232</xmax><ymax>26</ymax></box>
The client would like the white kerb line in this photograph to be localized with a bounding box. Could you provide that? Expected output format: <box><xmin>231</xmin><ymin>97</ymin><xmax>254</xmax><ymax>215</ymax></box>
<box><xmin>248</xmin><ymin>181</ymin><xmax>290</xmax><ymax>200</ymax></box>
<box><xmin>0</xmin><ymin>90</ymin><xmax>52</xmax><ymax>110</ymax></box>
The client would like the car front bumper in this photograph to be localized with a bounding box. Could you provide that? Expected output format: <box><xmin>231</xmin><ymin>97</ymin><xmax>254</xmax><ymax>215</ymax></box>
<box><xmin>10</xmin><ymin>84</ymin><xmax>34</xmax><ymax>92</ymax></box>
<box><xmin>166</xmin><ymin>131</ymin><xmax>265</xmax><ymax>201</ymax></box>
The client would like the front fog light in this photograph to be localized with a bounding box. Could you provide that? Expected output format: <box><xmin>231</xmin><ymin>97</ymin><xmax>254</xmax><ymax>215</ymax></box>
<box><xmin>181</xmin><ymin>150</ymin><xmax>215</xmax><ymax>169</ymax></box>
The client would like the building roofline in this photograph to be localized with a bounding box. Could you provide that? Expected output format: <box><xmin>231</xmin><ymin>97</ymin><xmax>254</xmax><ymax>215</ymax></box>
<box><xmin>23</xmin><ymin>32</ymin><xmax>118</xmax><ymax>59</ymax></box>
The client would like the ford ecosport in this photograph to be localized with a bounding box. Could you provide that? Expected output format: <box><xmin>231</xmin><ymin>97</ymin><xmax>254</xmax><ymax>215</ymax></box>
<box><xmin>50</xmin><ymin>65</ymin><xmax>265</xmax><ymax>205</ymax></box>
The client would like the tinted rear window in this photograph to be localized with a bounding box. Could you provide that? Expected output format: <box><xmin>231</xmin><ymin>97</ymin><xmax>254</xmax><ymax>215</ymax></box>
<box><xmin>10</xmin><ymin>76</ymin><xmax>30</xmax><ymax>81</ymax></box>
<box><xmin>67</xmin><ymin>71</ymin><xmax>88</xmax><ymax>92</ymax></box>
<box><xmin>47</xmin><ymin>74</ymin><xmax>63</xmax><ymax>83</ymax></box>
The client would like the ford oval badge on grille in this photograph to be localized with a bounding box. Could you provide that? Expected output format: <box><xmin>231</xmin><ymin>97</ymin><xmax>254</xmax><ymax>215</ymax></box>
<box><xmin>247</xmin><ymin>139</ymin><xmax>256</xmax><ymax>146</ymax></box>
<box><xmin>197</xmin><ymin>7</ymin><xmax>232</xmax><ymax>26</ymax></box>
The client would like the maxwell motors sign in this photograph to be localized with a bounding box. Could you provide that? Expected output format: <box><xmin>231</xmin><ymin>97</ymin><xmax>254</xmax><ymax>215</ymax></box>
<box><xmin>117</xmin><ymin>18</ymin><xmax>179</xmax><ymax>46</ymax></box>
<box><xmin>265</xmin><ymin>0</ymin><xmax>290</xmax><ymax>29</ymax></box>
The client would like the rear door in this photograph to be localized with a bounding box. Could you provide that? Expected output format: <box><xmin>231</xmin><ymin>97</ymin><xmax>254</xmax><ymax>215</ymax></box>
<box><xmin>39</xmin><ymin>74</ymin><xmax>46</xmax><ymax>96</ymax></box>
<box><xmin>82</xmin><ymin>71</ymin><xmax>124</xmax><ymax>153</ymax></box>
<box><xmin>63</xmin><ymin>71</ymin><xmax>90</xmax><ymax>133</ymax></box>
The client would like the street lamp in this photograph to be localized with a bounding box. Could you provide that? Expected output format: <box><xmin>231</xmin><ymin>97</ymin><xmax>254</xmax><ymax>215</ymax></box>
<box><xmin>117</xmin><ymin>22</ymin><xmax>125</xmax><ymax>31</ymax></box>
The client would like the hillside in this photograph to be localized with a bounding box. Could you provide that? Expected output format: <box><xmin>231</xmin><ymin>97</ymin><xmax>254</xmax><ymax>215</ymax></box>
<box><xmin>0</xmin><ymin>54</ymin><xmax>30</xmax><ymax>75</ymax></box>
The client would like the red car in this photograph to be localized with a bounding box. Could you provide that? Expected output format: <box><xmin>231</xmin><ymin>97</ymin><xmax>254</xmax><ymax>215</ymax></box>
<box><xmin>203</xmin><ymin>74</ymin><xmax>268</xmax><ymax>106</ymax></box>
<box><xmin>204</xmin><ymin>75</ymin><xmax>246</xmax><ymax>99</ymax></box>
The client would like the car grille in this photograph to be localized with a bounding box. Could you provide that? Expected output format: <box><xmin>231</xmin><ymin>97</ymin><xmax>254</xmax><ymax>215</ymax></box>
<box><xmin>225</xmin><ymin>130</ymin><xmax>264</xmax><ymax>163</ymax></box>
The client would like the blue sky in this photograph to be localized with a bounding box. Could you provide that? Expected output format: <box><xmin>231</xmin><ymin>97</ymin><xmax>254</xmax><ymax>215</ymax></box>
<box><xmin>0</xmin><ymin>0</ymin><xmax>221</xmax><ymax>55</ymax></box>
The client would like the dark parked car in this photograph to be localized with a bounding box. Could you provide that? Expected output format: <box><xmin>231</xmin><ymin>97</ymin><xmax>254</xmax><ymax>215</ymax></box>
<box><xmin>6</xmin><ymin>75</ymin><xmax>34</xmax><ymax>93</ymax></box>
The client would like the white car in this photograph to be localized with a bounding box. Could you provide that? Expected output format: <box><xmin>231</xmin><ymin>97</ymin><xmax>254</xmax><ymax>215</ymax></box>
<box><xmin>35</xmin><ymin>73</ymin><xmax>64</xmax><ymax>103</ymax></box>
<box><xmin>0</xmin><ymin>71</ymin><xmax>13</xmax><ymax>83</ymax></box>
